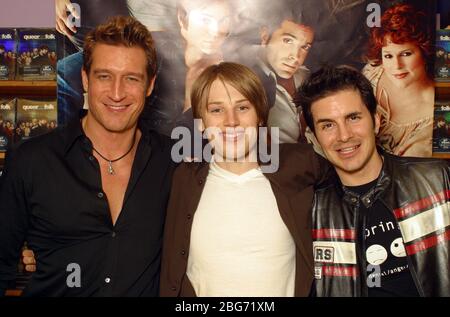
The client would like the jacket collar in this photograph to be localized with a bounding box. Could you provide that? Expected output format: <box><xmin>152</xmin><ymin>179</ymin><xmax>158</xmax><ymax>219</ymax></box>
<box><xmin>192</xmin><ymin>160</ymin><xmax>211</xmax><ymax>184</ymax></box>
<box><xmin>335</xmin><ymin>149</ymin><xmax>393</xmax><ymax>207</ymax></box>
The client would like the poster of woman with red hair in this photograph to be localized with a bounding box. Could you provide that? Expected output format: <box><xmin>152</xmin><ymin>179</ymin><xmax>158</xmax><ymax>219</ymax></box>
<box><xmin>363</xmin><ymin>3</ymin><xmax>435</xmax><ymax>157</ymax></box>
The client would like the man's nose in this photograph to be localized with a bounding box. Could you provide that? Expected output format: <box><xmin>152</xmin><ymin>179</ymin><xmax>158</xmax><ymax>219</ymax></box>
<box><xmin>109</xmin><ymin>78</ymin><xmax>126</xmax><ymax>101</ymax></box>
<box><xmin>224</xmin><ymin>109</ymin><xmax>239</xmax><ymax>127</ymax></box>
<box><xmin>337</xmin><ymin>124</ymin><xmax>352</xmax><ymax>142</ymax></box>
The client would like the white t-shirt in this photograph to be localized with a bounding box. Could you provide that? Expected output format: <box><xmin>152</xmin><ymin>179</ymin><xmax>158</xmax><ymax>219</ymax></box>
<box><xmin>187</xmin><ymin>162</ymin><xmax>296</xmax><ymax>297</ymax></box>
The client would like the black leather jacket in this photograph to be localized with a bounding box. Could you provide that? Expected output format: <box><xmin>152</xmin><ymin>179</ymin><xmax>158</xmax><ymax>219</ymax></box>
<box><xmin>312</xmin><ymin>152</ymin><xmax>450</xmax><ymax>297</ymax></box>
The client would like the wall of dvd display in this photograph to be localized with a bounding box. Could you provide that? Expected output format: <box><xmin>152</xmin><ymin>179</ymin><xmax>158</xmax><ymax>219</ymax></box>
<box><xmin>0</xmin><ymin>27</ymin><xmax>56</xmax><ymax>166</ymax></box>
<box><xmin>0</xmin><ymin>28</ymin><xmax>56</xmax><ymax>81</ymax></box>
<box><xmin>434</xmin><ymin>0</ymin><xmax>450</xmax><ymax>156</ymax></box>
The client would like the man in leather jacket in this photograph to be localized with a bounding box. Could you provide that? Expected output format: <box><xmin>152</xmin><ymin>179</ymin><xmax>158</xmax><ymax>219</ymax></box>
<box><xmin>295</xmin><ymin>65</ymin><xmax>450</xmax><ymax>297</ymax></box>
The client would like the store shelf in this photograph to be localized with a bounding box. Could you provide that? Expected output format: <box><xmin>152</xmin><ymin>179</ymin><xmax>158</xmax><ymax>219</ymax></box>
<box><xmin>5</xmin><ymin>289</ymin><xmax>22</xmax><ymax>296</ymax></box>
<box><xmin>432</xmin><ymin>152</ymin><xmax>450</xmax><ymax>159</ymax></box>
<box><xmin>436</xmin><ymin>81</ymin><xmax>450</xmax><ymax>99</ymax></box>
<box><xmin>435</xmin><ymin>81</ymin><xmax>450</xmax><ymax>88</ymax></box>
<box><xmin>0</xmin><ymin>80</ymin><xmax>56</xmax><ymax>96</ymax></box>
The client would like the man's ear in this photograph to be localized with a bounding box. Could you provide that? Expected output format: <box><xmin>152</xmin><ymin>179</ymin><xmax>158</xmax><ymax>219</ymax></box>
<box><xmin>146</xmin><ymin>76</ymin><xmax>156</xmax><ymax>97</ymax></box>
<box><xmin>260</xmin><ymin>27</ymin><xmax>270</xmax><ymax>45</ymax></box>
<box><xmin>81</xmin><ymin>68</ymin><xmax>89</xmax><ymax>93</ymax></box>
<box><xmin>374</xmin><ymin>112</ymin><xmax>381</xmax><ymax>135</ymax></box>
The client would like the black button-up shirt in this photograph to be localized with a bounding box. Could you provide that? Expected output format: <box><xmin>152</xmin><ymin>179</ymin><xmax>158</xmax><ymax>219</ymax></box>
<box><xmin>0</xmin><ymin>116</ymin><xmax>176</xmax><ymax>296</ymax></box>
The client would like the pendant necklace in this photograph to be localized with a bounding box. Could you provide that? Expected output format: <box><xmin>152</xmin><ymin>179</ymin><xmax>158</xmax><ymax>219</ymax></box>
<box><xmin>92</xmin><ymin>131</ymin><xmax>137</xmax><ymax>175</ymax></box>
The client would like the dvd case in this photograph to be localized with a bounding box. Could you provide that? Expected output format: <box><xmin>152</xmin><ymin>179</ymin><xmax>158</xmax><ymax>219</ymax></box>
<box><xmin>16</xmin><ymin>29</ymin><xmax>57</xmax><ymax>80</ymax></box>
<box><xmin>16</xmin><ymin>98</ymin><xmax>57</xmax><ymax>142</ymax></box>
<box><xmin>435</xmin><ymin>30</ymin><xmax>450</xmax><ymax>82</ymax></box>
<box><xmin>0</xmin><ymin>98</ymin><xmax>16</xmax><ymax>152</ymax></box>
<box><xmin>433</xmin><ymin>101</ymin><xmax>450</xmax><ymax>153</ymax></box>
<box><xmin>0</xmin><ymin>29</ymin><xmax>17</xmax><ymax>80</ymax></box>
<box><xmin>437</xmin><ymin>0</ymin><xmax>450</xmax><ymax>30</ymax></box>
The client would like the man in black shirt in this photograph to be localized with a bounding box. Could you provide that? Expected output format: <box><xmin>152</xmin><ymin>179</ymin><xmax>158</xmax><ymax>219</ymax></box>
<box><xmin>296</xmin><ymin>66</ymin><xmax>450</xmax><ymax>296</ymax></box>
<box><xmin>0</xmin><ymin>16</ymin><xmax>176</xmax><ymax>296</ymax></box>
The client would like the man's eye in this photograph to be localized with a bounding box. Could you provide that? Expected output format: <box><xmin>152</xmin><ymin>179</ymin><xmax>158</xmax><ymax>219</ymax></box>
<box><xmin>209</xmin><ymin>107</ymin><xmax>222</xmax><ymax>113</ymax></box>
<box><xmin>283</xmin><ymin>38</ymin><xmax>293</xmax><ymax>44</ymax></box>
<box><xmin>97</xmin><ymin>74</ymin><xmax>110</xmax><ymax>80</ymax></box>
<box><xmin>321</xmin><ymin>123</ymin><xmax>334</xmax><ymax>130</ymax></box>
<box><xmin>126</xmin><ymin>76</ymin><xmax>140</xmax><ymax>82</ymax></box>
<box><xmin>199</xmin><ymin>16</ymin><xmax>216</xmax><ymax>27</ymax></box>
<box><xmin>302</xmin><ymin>44</ymin><xmax>311</xmax><ymax>51</ymax></box>
<box><xmin>349</xmin><ymin>115</ymin><xmax>361</xmax><ymax>122</ymax></box>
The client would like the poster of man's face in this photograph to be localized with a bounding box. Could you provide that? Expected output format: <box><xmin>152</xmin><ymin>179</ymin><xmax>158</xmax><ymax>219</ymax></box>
<box><xmin>56</xmin><ymin>0</ymin><xmax>436</xmax><ymax>157</ymax></box>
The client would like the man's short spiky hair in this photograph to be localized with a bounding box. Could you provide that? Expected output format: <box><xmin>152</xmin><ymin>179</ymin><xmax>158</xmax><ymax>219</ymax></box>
<box><xmin>83</xmin><ymin>15</ymin><xmax>157</xmax><ymax>80</ymax></box>
<box><xmin>295</xmin><ymin>65</ymin><xmax>377</xmax><ymax>132</ymax></box>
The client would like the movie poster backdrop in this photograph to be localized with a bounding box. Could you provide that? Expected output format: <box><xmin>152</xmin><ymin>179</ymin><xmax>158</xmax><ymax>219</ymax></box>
<box><xmin>56</xmin><ymin>0</ymin><xmax>436</xmax><ymax>157</ymax></box>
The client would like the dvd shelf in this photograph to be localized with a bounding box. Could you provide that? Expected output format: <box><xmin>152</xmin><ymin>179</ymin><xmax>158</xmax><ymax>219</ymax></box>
<box><xmin>0</xmin><ymin>80</ymin><xmax>56</xmax><ymax>164</ymax></box>
<box><xmin>0</xmin><ymin>26</ymin><xmax>57</xmax><ymax>166</ymax></box>
<box><xmin>0</xmin><ymin>79</ymin><xmax>56</xmax><ymax>296</ymax></box>
<box><xmin>0</xmin><ymin>80</ymin><xmax>56</xmax><ymax>95</ymax></box>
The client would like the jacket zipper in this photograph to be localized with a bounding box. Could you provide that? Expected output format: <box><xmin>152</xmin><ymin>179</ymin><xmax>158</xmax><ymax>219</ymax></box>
<box><xmin>354</xmin><ymin>198</ymin><xmax>369</xmax><ymax>297</ymax></box>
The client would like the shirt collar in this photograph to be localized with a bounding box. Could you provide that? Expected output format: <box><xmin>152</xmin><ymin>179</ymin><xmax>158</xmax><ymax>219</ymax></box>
<box><xmin>337</xmin><ymin>149</ymin><xmax>390</xmax><ymax>207</ymax></box>
<box><xmin>62</xmin><ymin>110</ymin><xmax>152</xmax><ymax>156</ymax></box>
<box><xmin>257</xmin><ymin>55</ymin><xmax>276</xmax><ymax>81</ymax></box>
<box><xmin>63</xmin><ymin>110</ymin><xmax>87</xmax><ymax>155</ymax></box>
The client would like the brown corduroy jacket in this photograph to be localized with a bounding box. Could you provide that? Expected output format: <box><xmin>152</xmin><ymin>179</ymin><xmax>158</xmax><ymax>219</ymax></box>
<box><xmin>159</xmin><ymin>143</ymin><xmax>328</xmax><ymax>297</ymax></box>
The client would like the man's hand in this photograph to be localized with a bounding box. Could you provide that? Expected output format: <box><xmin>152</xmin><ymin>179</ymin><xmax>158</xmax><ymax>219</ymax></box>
<box><xmin>55</xmin><ymin>0</ymin><xmax>80</xmax><ymax>36</ymax></box>
<box><xmin>21</xmin><ymin>249</ymin><xmax>36</xmax><ymax>273</ymax></box>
